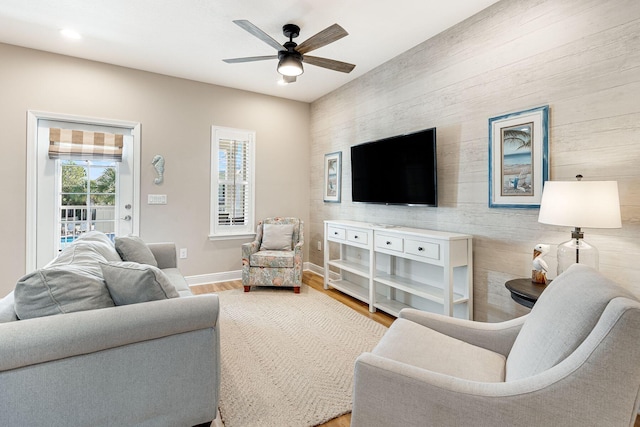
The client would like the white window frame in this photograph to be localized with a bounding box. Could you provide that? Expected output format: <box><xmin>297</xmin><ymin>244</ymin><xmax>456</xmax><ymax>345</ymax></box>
<box><xmin>209</xmin><ymin>126</ymin><xmax>256</xmax><ymax>240</ymax></box>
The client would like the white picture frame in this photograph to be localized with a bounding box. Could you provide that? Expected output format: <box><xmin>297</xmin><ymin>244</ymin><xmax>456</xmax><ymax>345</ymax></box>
<box><xmin>323</xmin><ymin>151</ymin><xmax>341</xmax><ymax>203</ymax></box>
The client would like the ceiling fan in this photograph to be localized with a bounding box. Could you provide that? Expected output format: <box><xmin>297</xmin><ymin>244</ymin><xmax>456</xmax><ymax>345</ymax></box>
<box><xmin>223</xmin><ymin>20</ymin><xmax>356</xmax><ymax>83</ymax></box>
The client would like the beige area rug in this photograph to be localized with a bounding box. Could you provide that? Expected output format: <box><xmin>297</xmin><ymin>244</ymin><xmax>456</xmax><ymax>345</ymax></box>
<box><xmin>216</xmin><ymin>285</ymin><xmax>388</xmax><ymax>427</ymax></box>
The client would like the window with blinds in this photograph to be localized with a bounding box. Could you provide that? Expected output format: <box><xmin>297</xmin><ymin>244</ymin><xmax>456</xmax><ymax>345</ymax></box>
<box><xmin>210</xmin><ymin>126</ymin><xmax>256</xmax><ymax>239</ymax></box>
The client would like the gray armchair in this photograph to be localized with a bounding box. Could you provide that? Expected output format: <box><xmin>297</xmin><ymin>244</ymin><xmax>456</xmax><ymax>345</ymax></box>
<box><xmin>352</xmin><ymin>264</ymin><xmax>640</xmax><ymax>426</ymax></box>
<box><xmin>242</xmin><ymin>217</ymin><xmax>304</xmax><ymax>293</ymax></box>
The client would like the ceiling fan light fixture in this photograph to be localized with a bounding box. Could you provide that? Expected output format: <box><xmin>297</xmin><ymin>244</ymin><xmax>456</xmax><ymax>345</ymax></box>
<box><xmin>277</xmin><ymin>52</ymin><xmax>304</xmax><ymax>77</ymax></box>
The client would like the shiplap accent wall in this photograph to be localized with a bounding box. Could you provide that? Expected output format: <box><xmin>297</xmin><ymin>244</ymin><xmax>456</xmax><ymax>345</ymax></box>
<box><xmin>309</xmin><ymin>0</ymin><xmax>640</xmax><ymax>321</ymax></box>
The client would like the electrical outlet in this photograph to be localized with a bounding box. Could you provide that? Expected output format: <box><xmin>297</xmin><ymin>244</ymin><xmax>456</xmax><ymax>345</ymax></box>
<box><xmin>317</xmin><ymin>241</ymin><xmax>321</xmax><ymax>251</ymax></box>
<box><xmin>179</xmin><ymin>248</ymin><xmax>187</xmax><ymax>259</ymax></box>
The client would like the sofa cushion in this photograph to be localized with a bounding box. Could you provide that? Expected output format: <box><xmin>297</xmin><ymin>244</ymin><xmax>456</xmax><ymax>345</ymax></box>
<box><xmin>250</xmin><ymin>250</ymin><xmax>295</xmax><ymax>268</ymax></box>
<box><xmin>71</xmin><ymin>231</ymin><xmax>121</xmax><ymax>262</ymax></box>
<box><xmin>14</xmin><ymin>265</ymin><xmax>115</xmax><ymax>320</ymax></box>
<box><xmin>0</xmin><ymin>291</ymin><xmax>18</xmax><ymax>323</ymax></box>
<box><xmin>47</xmin><ymin>233</ymin><xmax>121</xmax><ymax>278</ymax></box>
<box><xmin>373</xmin><ymin>318</ymin><xmax>506</xmax><ymax>382</ymax></box>
<box><xmin>100</xmin><ymin>262</ymin><xmax>179</xmax><ymax>305</ymax></box>
<box><xmin>115</xmin><ymin>236</ymin><xmax>158</xmax><ymax>267</ymax></box>
<box><xmin>506</xmin><ymin>264</ymin><xmax>637</xmax><ymax>381</ymax></box>
<box><xmin>260</xmin><ymin>223</ymin><xmax>294</xmax><ymax>251</ymax></box>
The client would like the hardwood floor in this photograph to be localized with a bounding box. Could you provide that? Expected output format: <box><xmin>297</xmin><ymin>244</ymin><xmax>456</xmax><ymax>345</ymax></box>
<box><xmin>191</xmin><ymin>272</ymin><xmax>640</xmax><ymax>427</ymax></box>
<box><xmin>189</xmin><ymin>270</ymin><xmax>394</xmax><ymax>427</ymax></box>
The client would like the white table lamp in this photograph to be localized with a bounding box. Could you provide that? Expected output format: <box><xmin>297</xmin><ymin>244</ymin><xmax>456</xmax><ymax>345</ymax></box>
<box><xmin>538</xmin><ymin>175</ymin><xmax>621</xmax><ymax>275</ymax></box>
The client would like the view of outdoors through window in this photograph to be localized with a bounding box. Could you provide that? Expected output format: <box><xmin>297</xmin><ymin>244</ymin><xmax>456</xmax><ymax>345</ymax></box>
<box><xmin>218</xmin><ymin>139</ymin><xmax>248</xmax><ymax>226</ymax></box>
<box><xmin>59</xmin><ymin>160</ymin><xmax>117</xmax><ymax>250</ymax></box>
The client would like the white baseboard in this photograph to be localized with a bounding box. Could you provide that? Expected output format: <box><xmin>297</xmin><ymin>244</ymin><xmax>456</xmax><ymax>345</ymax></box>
<box><xmin>185</xmin><ymin>270</ymin><xmax>241</xmax><ymax>286</ymax></box>
<box><xmin>186</xmin><ymin>262</ymin><xmax>325</xmax><ymax>287</ymax></box>
<box><xmin>305</xmin><ymin>262</ymin><xmax>324</xmax><ymax>277</ymax></box>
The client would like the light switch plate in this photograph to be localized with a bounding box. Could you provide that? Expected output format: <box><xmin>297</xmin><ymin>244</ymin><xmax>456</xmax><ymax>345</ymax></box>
<box><xmin>148</xmin><ymin>194</ymin><xmax>167</xmax><ymax>205</ymax></box>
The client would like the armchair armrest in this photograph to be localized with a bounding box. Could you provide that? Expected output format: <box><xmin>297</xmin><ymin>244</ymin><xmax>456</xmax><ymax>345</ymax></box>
<box><xmin>147</xmin><ymin>242</ymin><xmax>177</xmax><ymax>269</ymax></box>
<box><xmin>399</xmin><ymin>308</ymin><xmax>526</xmax><ymax>357</ymax></box>
<box><xmin>0</xmin><ymin>294</ymin><xmax>219</xmax><ymax>372</ymax></box>
<box><xmin>242</xmin><ymin>238</ymin><xmax>261</xmax><ymax>260</ymax></box>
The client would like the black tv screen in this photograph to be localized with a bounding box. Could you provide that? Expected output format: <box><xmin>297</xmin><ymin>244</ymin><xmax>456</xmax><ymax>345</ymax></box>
<box><xmin>351</xmin><ymin>128</ymin><xmax>437</xmax><ymax>206</ymax></box>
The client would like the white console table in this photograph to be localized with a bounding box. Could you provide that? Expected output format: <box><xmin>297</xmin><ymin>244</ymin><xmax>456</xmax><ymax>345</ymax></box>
<box><xmin>323</xmin><ymin>220</ymin><xmax>473</xmax><ymax>319</ymax></box>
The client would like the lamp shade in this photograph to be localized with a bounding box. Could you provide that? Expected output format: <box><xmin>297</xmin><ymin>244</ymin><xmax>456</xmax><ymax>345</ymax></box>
<box><xmin>277</xmin><ymin>54</ymin><xmax>304</xmax><ymax>77</ymax></box>
<box><xmin>538</xmin><ymin>180</ymin><xmax>621</xmax><ymax>228</ymax></box>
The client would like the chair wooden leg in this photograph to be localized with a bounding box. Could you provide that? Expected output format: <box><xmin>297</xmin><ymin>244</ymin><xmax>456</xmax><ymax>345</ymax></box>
<box><xmin>244</xmin><ymin>286</ymin><xmax>251</xmax><ymax>292</ymax></box>
<box><xmin>294</xmin><ymin>287</ymin><xmax>300</xmax><ymax>294</ymax></box>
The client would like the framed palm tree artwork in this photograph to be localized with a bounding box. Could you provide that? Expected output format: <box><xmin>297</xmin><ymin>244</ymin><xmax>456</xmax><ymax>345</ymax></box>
<box><xmin>488</xmin><ymin>105</ymin><xmax>549</xmax><ymax>208</ymax></box>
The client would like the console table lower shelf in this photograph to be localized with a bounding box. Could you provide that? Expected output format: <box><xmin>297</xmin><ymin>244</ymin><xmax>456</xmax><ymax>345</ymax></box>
<box><xmin>327</xmin><ymin>278</ymin><xmax>370</xmax><ymax>303</ymax></box>
<box><xmin>326</xmin><ymin>276</ymin><xmax>456</xmax><ymax>318</ymax></box>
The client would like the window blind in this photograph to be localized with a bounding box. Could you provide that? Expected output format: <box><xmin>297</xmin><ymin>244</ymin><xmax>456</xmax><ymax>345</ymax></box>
<box><xmin>48</xmin><ymin>128</ymin><xmax>124</xmax><ymax>161</ymax></box>
<box><xmin>218</xmin><ymin>138</ymin><xmax>250</xmax><ymax>226</ymax></box>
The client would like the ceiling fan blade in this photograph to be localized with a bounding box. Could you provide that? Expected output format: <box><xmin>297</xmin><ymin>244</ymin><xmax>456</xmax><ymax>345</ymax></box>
<box><xmin>304</xmin><ymin>56</ymin><xmax>356</xmax><ymax>73</ymax></box>
<box><xmin>223</xmin><ymin>55</ymin><xmax>278</xmax><ymax>64</ymax></box>
<box><xmin>233</xmin><ymin>20</ymin><xmax>284</xmax><ymax>52</ymax></box>
<box><xmin>296</xmin><ymin>24</ymin><xmax>348</xmax><ymax>55</ymax></box>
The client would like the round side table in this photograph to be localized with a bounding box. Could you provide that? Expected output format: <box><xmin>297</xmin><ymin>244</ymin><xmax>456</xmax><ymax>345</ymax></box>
<box><xmin>505</xmin><ymin>278</ymin><xmax>549</xmax><ymax>308</ymax></box>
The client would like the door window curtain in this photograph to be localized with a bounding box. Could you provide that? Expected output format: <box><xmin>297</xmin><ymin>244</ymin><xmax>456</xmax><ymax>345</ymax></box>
<box><xmin>48</xmin><ymin>128</ymin><xmax>124</xmax><ymax>161</ymax></box>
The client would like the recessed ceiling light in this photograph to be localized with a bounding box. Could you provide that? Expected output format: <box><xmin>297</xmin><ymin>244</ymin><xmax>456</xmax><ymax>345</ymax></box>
<box><xmin>60</xmin><ymin>29</ymin><xmax>82</xmax><ymax>40</ymax></box>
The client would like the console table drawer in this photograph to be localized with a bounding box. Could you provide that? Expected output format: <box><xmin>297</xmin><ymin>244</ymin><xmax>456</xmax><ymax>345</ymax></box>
<box><xmin>347</xmin><ymin>230</ymin><xmax>368</xmax><ymax>245</ymax></box>
<box><xmin>405</xmin><ymin>239</ymin><xmax>440</xmax><ymax>260</ymax></box>
<box><xmin>327</xmin><ymin>226</ymin><xmax>346</xmax><ymax>241</ymax></box>
<box><xmin>375</xmin><ymin>234</ymin><xmax>403</xmax><ymax>252</ymax></box>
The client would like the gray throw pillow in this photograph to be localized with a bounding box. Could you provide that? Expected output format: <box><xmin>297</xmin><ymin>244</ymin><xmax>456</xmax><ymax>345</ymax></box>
<box><xmin>260</xmin><ymin>224</ymin><xmax>294</xmax><ymax>251</ymax></box>
<box><xmin>14</xmin><ymin>265</ymin><xmax>115</xmax><ymax>320</ymax></box>
<box><xmin>115</xmin><ymin>235</ymin><xmax>158</xmax><ymax>267</ymax></box>
<box><xmin>100</xmin><ymin>261</ymin><xmax>179</xmax><ymax>306</ymax></box>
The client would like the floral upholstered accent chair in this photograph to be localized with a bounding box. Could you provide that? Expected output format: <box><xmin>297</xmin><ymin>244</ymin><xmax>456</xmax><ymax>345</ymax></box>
<box><xmin>242</xmin><ymin>217</ymin><xmax>304</xmax><ymax>293</ymax></box>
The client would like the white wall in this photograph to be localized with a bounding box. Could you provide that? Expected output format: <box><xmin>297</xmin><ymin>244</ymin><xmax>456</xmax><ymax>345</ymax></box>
<box><xmin>309</xmin><ymin>0</ymin><xmax>640</xmax><ymax>321</ymax></box>
<box><xmin>0</xmin><ymin>43</ymin><xmax>310</xmax><ymax>297</ymax></box>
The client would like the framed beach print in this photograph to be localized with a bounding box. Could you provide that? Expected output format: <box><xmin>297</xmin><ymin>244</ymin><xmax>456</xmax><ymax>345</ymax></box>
<box><xmin>323</xmin><ymin>151</ymin><xmax>342</xmax><ymax>203</ymax></box>
<box><xmin>488</xmin><ymin>105</ymin><xmax>549</xmax><ymax>208</ymax></box>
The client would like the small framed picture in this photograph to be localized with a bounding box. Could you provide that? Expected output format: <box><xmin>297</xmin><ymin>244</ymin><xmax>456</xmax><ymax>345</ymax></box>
<box><xmin>488</xmin><ymin>105</ymin><xmax>549</xmax><ymax>208</ymax></box>
<box><xmin>323</xmin><ymin>151</ymin><xmax>342</xmax><ymax>203</ymax></box>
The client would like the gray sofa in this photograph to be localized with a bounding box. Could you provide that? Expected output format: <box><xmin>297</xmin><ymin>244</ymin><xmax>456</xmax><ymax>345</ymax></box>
<box><xmin>0</xmin><ymin>232</ymin><xmax>220</xmax><ymax>427</ymax></box>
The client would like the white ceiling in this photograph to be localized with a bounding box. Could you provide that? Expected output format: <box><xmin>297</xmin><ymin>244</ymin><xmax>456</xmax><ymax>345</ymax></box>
<box><xmin>0</xmin><ymin>0</ymin><xmax>500</xmax><ymax>103</ymax></box>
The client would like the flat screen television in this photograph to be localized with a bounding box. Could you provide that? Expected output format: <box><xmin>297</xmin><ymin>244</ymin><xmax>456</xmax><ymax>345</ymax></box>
<box><xmin>350</xmin><ymin>128</ymin><xmax>437</xmax><ymax>206</ymax></box>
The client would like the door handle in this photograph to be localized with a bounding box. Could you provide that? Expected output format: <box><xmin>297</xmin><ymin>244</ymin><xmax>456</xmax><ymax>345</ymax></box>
<box><xmin>121</xmin><ymin>215</ymin><xmax>132</xmax><ymax>221</ymax></box>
